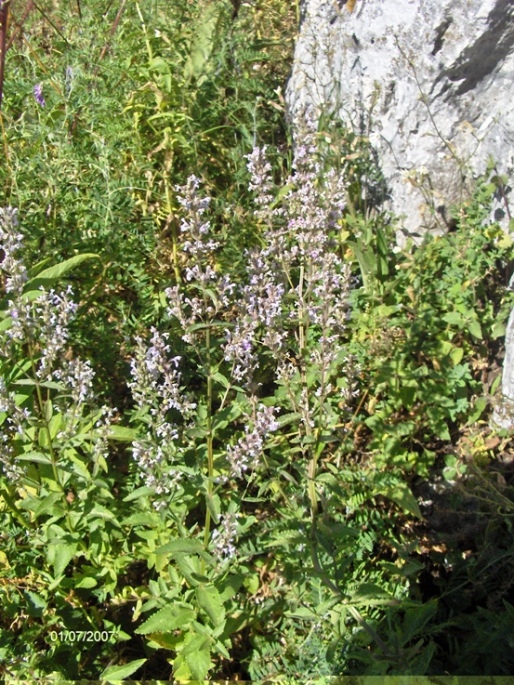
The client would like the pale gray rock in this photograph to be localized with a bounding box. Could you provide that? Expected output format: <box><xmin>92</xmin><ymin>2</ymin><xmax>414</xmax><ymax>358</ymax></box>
<box><xmin>286</xmin><ymin>0</ymin><xmax>514</xmax><ymax>245</ymax></box>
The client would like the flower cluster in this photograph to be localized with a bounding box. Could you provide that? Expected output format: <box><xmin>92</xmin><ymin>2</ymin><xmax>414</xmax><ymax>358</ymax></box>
<box><xmin>0</xmin><ymin>208</ymin><xmax>113</xmax><ymax>481</ymax></box>
<box><xmin>165</xmin><ymin>176</ymin><xmax>235</xmax><ymax>345</ymax></box>
<box><xmin>33</xmin><ymin>83</ymin><xmax>46</xmax><ymax>108</ymax></box>
<box><xmin>129</xmin><ymin>120</ymin><xmax>354</xmax><ymax>502</ymax></box>
<box><xmin>129</xmin><ymin>327</ymin><xmax>196</xmax><ymax>507</ymax></box>
<box><xmin>229</xmin><ymin>118</ymin><xmax>352</xmax><ymax>426</ymax></box>
<box><xmin>226</xmin><ymin>402</ymin><xmax>279</xmax><ymax>479</ymax></box>
<box><xmin>211</xmin><ymin>512</ymin><xmax>239</xmax><ymax>560</ymax></box>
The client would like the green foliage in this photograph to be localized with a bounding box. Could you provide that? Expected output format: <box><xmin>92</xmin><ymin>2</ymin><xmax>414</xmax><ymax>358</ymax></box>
<box><xmin>346</xmin><ymin>178</ymin><xmax>514</xmax><ymax>477</ymax></box>
<box><xmin>1</xmin><ymin>1</ymin><xmax>514</xmax><ymax>680</ymax></box>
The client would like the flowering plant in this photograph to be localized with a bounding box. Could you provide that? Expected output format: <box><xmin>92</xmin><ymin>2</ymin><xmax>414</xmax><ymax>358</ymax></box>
<box><xmin>126</xmin><ymin>117</ymin><xmax>366</xmax><ymax>678</ymax></box>
<box><xmin>0</xmin><ymin>206</ymin><xmax>113</xmax><ymax>545</ymax></box>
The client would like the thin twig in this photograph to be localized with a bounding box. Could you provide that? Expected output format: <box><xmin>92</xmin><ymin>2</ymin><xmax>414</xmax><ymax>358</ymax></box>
<box><xmin>93</xmin><ymin>0</ymin><xmax>127</xmax><ymax>77</ymax></box>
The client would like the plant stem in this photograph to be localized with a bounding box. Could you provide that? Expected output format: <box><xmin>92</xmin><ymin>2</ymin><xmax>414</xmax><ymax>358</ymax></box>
<box><xmin>203</xmin><ymin>324</ymin><xmax>214</xmax><ymax>552</ymax></box>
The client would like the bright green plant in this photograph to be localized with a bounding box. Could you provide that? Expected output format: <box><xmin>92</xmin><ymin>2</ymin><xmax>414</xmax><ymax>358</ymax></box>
<box><xmin>345</xmin><ymin>176</ymin><xmax>514</xmax><ymax>478</ymax></box>
<box><xmin>0</xmin><ymin>207</ymin><xmax>139</xmax><ymax>679</ymax></box>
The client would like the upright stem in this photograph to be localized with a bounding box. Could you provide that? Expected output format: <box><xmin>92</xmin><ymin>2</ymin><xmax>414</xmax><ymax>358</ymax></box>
<box><xmin>298</xmin><ymin>261</ymin><xmax>318</xmax><ymax>520</ymax></box>
<box><xmin>203</xmin><ymin>324</ymin><xmax>214</xmax><ymax>551</ymax></box>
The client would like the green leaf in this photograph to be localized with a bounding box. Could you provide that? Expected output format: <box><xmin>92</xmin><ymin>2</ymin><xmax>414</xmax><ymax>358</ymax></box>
<box><xmin>467</xmin><ymin>396</ymin><xmax>488</xmax><ymax>424</ymax></box>
<box><xmin>205</xmin><ymin>493</ymin><xmax>221</xmax><ymax>524</ymax></box>
<box><xmin>99</xmin><ymin>658</ymin><xmax>147</xmax><ymax>681</ymax></box>
<box><xmin>347</xmin><ymin>240</ymin><xmax>375</xmax><ymax>291</ymax></box>
<box><xmin>378</xmin><ymin>481</ymin><xmax>422</xmax><ymax>519</ymax></box>
<box><xmin>123</xmin><ymin>486</ymin><xmax>156</xmax><ymax>502</ymax></box>
<box><xmin>400</xmin><ymin>601</ymin><xmax>438</xmax><ymax>644</ymax></box>
<box><xmin>24</xmin><ymin>254</ymin><xmax>100</xmax><ymax>292</ymax></box>
<box><xmin>24</xmin><ymin>590</ymin><xmax>47</xmax><ymax>617</ymax></box>
<box><xmin>135</xmin><ymin>605</ymin><xmax>196</xmax><ymax>635</ymax></box>
<box><xmin>182</xmin><ymin>633</ymin><xmax>213</xmax><ymax>679</ymax></box>
<box><xmin>33</xmin><ymin>492</ymin><xmax>63</xmax><ymax>518</ymax></box>
<box><xmin>285</xmin><ymin>606</ymin><xmax>317</xmax><ymax>619</ymax></box>
<box><xmin>154</xmin><ymin>538</ymin><xmax>204</xmax><ymax>555</ymax></box>
<box><xmin>492</xmin><ymin>321</ymin><xmax>507</xmax><ymax>339</ymax></box>
<box><xmin>46</xmin><ymin>539</ymin><xmax>78</xmax><ymax>577</ymax></box>
<box><xmin>376</xmin><ymin>226</ymin><xmax>390</xmax><ymax>278</ymax></box>
<box><xmin>172</xmin><ymin>654</ymin><xmax>192</xmax><ymax>682</ymax></box>
<box><xmin>13</xmin><ymin>379</ymin><xmax>62</xmax><ymax>390</ymax></box>
<box><xmin>468</xmin><ymin>319</ymin><xmax>483</xmax><ymax>340</ymax></box>
<box><xmin>108</xmin><ymin>425</ymin><xmax>139</xmax><ymax>441</ymax></box>
<box><xmin>196</xmin><ymin>584</ymin><xmax>225</xmax><ymax>627</ymax></box>
<box><xmin>352</xmin><ymin>583</ymin><xmax>394</xmax><ymax>599</ymax></box>
<box><xmin>450</xmin><ymin>346</ymin><xmax>464</xmax><ymax>365</ymax></box>
<box><xmin>89</xmin><ymin>504</ymin><xmax>117</xmax><ymax>521</ymax></box>
<box><xmin>443</xmin><ymin>311</ymin><xmax>466</xmax><ymax>328</ymax></box>
<box><xmin>276</xmin><ymin>412</ymin><xmax>301</xmax><ymax>428</ymax></box>
<box><xmin>75</xmin><ymin>576</ymin><xmax>98</xmax><ymax>589</ymax></box>
<box><xmin>122</xmin><ymin>512</ymin><xmax>160</xmax><ymax>526</ymax></box>
<box><xmin>211</xmin><ymin>371</ymin><xmax>231</xmax><ymax>389</ymax></box>
<box><xmin>16</xmin><ymin>451</ymin><xmax>53</xmax><ymax>465</ymax></box>
<box><xmin>174</xmin><ymin>553</ymin><xmax>208</xmax><ymax>587</ymax></box>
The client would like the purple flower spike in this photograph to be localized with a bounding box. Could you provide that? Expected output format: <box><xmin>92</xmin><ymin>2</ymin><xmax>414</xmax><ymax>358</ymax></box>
<box><xmin>33</xmin><ymin>83</ymin><xmax>46</xmax><ymax>108</ymax></box>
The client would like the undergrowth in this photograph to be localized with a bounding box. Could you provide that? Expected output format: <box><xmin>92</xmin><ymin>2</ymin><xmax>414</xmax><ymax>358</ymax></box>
<box><xmin>0</xmin><ymin>0</ymin><xmax>513</xmax><ymax>680</ymax></box>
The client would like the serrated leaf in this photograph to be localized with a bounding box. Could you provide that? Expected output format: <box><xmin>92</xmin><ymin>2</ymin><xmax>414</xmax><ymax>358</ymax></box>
<box><xmin>182</xmin><ymin>633</ymin><xmax>213</xmax><ymax>679</ymax></box>
<box><xmin>135</xmin><ymin>605</ymin><xmax>196</xmax><ymax>635</ymax></box>
<box><xmin>89</xmin><ymin>504</ymin><xmax>117</xmax><ymax>521</ymax></box>
<box><xmin>24</xmin><ymin>590</ymin><xmax>47</xmax><ymax>616</ymax></box>
<box><xmin>172</xmin><ymin>654</ymin><xmax>192</xmax><ymax>682</ymax></box>
<box><xmin>122</xmin><ymin>512</ymin><xmax>159</xmax><ymax>527</ymax></box>
<box><xmin>33</xmin><ymin>492</ymin><xmax>62</xmax><ymax>518</ymax></box>
<box><xmin>196</xmin><ymin>584</ymin><xmax>225</xmax><ymax>626</ymax></box>
<box><xmin>99</xmin><ymin>658</ymin><xmax>146</xmax><ymax>681</ymax></box>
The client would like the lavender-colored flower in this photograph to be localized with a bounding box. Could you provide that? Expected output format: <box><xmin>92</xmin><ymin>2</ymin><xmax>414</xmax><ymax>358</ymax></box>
<box><xmin>227</xmin><ymin>402</ymin><xmax>279</xmax><ymax>478</ymax></box>
<box><xmin>0</xmin><ymin>207</ymin><xmax>27</xmax><ymax>298</ymax></box>
<box><xmin>164</xmin><ymin>177</ymin><xmax>236</xmax><ymax>345</ymax></box>
<box><xmin>33</xmin><ymin>83</ymin><xmax>46</xmax><ymax>108</ymax></box>
<box><xmin>211</xmin><ymin>512</ymin><xmax>239</xmax><ymax>559</ymax></box>
<box><xmin>53</xmin><ymin>358</ymin><xmax>95</xmax><ymax>405</ymax></box>
<box><xmin>128</xmin><ymin>327</ymin><xmax>196</xmax><ymax>505</ymax></box>
<box><xmin>242</xmin><ymin>116</ymin><xmax>355</xmax><ymax>432</ymax></box>
<box><xmin>129</xmin><ymin>327</ymin><xmax>195</xmax><ymax>418</ymax></box>
<box><xmin>35</xmin><ymin>287</ymin><xmax>79</xmax><ymax>379</ymax></box>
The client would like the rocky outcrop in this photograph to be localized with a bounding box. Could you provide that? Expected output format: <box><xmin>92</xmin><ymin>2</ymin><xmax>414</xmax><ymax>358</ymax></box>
<box><xmin>286</xmin><ymin>0</ymin><xmax>514</xmax><ymax>245</ymax></box>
